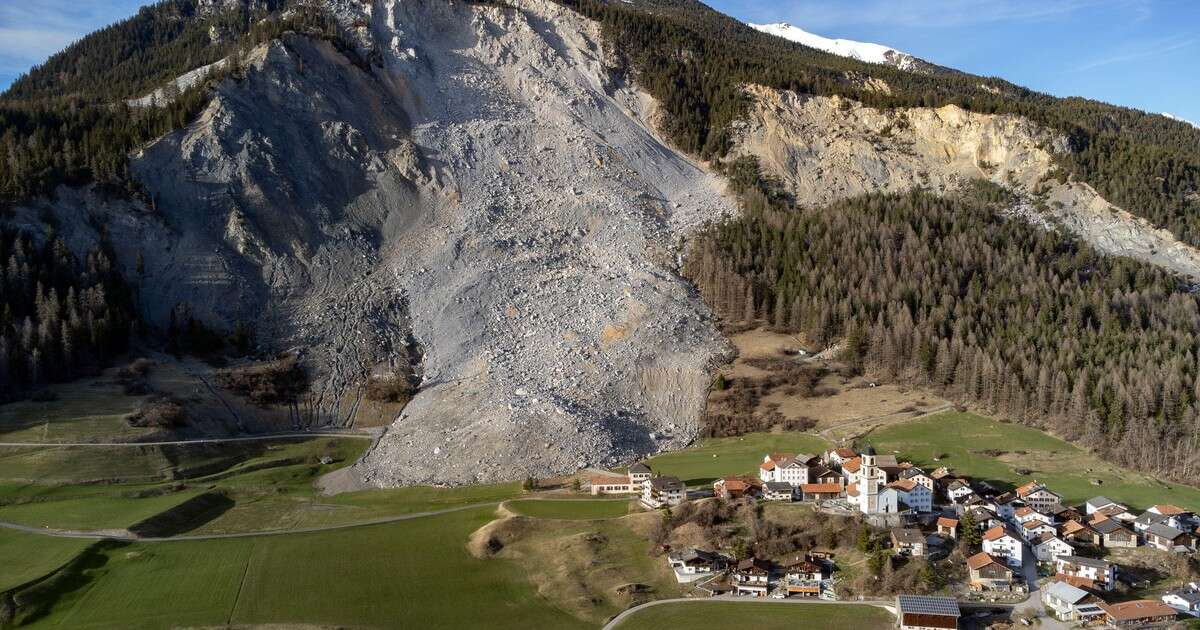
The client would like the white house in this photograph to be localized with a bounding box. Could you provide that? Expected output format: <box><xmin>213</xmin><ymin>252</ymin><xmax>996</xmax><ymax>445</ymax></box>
<box><xmin>945</xmin><ymin>479</ymin><xmax>975</xmax><ymax>503</ymax></box>
<box><xmin>1162</xmin><ymin>588</ymin><xmax>1200</xmax><ymax>616</ymax></box>
<box><xmin>1085</xmin><ymin>496</ymin><xmax>1123</xmax><ymax>515</ymax></box>
<box><xmin>887</xmin><ymin>479</ymin><xmax>933</xmax><ymax>513</ymax></box>
<box><xmin>1015</xmin><ymin>481</ymin><xmax>1062</xmax><ymax>513</ymax></box>
<box><xmin>667</xmin><ymin>548</ymin><xmax>727</xmax><ymax>582</ymax></box>
<box><xmin>1032</xmin><ymin>532</ymin><xmax>1075</xmax><ymax>562</ymax></box>
<box><xmin>899</xmin><ymin>467</ymin><xmax>936</xmax><ymax>493</ymax></box>
<box><xmin>990</xmin><ymin>492</ymin><xmax>1022</xmax><ymax>520</ymax></box>
<box><xmin>1148</xmin><ymin>504</ymin><xmax>1197</xmax><ymax>531</ymax></box>
<box><xmin>732</xmin><ymin>558</ymin><xmax>772</xmax><ymax>597</ymax></box>
<box><xmin>1014</xmin><ymin>506</ymin><xmax>1054</xmax><ymax>526</ymax></box>
<box><xmin>1043</xmin><ymin>580</ymin><xmax>1102</xmax><ymax>622</ymax></box>
<box><xmin>825</xmin><ymin>447</ymin><xmax>857</xmax><ymax>468</ymax></box>
<box><xmin>759</xmin><ymin>453</ymin><xmax>814</xmax><ymax>486</ymax></box>
<box><xmin>1055</xmin><ymin>555</ymin><xmax>1117</xmax><ymax>591</ymax></box>
<box><xmin>1020</xmin><ymin>519</ymin><xmax>1057</xmax><ymax>541</ymax></box>
<box><xmin>628</xmin><ymin>462</ymin><xmax>653</xmax><ymax>485</ymax></box>
<box><xmin>641</xmin><ymin>476</ymin><xmax>686</xmax><ymax>508</ymax></box>
<box><xmin>982</xmin><ymin>526</ymin><xmax>1026</xmax><ymax>568</ymax></box>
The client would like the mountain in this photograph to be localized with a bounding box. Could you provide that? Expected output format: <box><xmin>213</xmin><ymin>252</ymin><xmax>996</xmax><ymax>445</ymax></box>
<box><xmin>4</xmin><ymin>0</ymin><xmax>1200</xmax><ymax>488</ymax></box>
<box><xmin>749</xmin><ymin>22</ymin><xmax>921</xmax><ymax>71</ymax></box>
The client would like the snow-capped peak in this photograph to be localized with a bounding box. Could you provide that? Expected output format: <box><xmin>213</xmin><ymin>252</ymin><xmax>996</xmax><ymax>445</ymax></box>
<box><xmin>749</xmin><ymin>22</ymin><xmax>918</xmax><ymax>72</ymax></box>
<box><xmin>1162</xmin><ymin>112</ymin><xmax>1199</xmax><ymax>129</ymax></box>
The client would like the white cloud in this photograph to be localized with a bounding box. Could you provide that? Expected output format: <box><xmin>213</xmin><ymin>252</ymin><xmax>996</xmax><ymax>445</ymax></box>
<box><xmin>1076</xmin><ymin>34</ymin><xmax>1195</xmax><ymax>71</ymax></box>
<box><xmin>0</xmin><ymin>0</ymin><xmax>146</xmax><ymax>84</ymax></box>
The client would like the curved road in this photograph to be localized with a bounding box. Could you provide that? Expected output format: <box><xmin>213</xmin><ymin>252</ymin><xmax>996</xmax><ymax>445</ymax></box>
<box><xmin>602</xmin><ymin>596</ymin><xmax>896</xmax><ymax>630</ymax></box>
<box><xmin>0</xmin><ymin>496</ymin><xmax>632</xmax><ymax>543</ymax></box>
<box><xmin>0</xmin><ymin>430</ymin><xmax>375</xmax><ymax>448</ymax></box>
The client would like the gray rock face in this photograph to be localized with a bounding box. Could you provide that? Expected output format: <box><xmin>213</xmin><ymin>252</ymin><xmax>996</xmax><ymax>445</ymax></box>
<box><xmin>21</xmin><ymin>0</ymin><xmax>736</xmax><ymax>486</ymax></box>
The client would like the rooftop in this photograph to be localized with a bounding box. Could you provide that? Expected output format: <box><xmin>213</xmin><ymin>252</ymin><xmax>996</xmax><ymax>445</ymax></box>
<box><xmin>1058</xmin><ymin>555</ymin><xmax>1112</xmax><ymax>570</ymax></box>
<box><xmin>1101</xmin><ymin>599</ymin><xmax>1177</xmax><ymax>622</ymax></box>
<box><xmin>1045</xmin><ymin>580</ymin><xmax>1090</xmax><ymax>604</ymax></box>
<box><xmin>896</xmin><ymin>595</ymin><xmax>960</xmax><ymax>617</ymax></box>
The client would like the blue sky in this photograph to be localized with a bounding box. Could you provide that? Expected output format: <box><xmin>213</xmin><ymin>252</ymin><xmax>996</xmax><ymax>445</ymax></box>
<box><xmin>714</xmin><ymin>0</ymin><xmax>1200</xmax><ymax>124</ymax></box>
<box><xmin>1</xmin><ymin>1</ymin><xmax>1197</xmax><ymax>124</ymax></box>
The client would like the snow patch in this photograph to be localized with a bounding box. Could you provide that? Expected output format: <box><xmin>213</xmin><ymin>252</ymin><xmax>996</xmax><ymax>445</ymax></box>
<box><xmin>1162</xmin><ymin>112</ymin><xmax>1199</xmax><ymax>129</ymax></box>
<box><xmin>749</xmin><ymin>22</ymin><xmax>917</xmax><ymax>71</ymax></box>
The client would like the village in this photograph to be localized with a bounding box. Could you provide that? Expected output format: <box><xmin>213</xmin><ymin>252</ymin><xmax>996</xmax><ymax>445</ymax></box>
<box><xmin>588</xmin><ymin>445</ymin><xmax>1200</xmax><ymax>629</ymax></box>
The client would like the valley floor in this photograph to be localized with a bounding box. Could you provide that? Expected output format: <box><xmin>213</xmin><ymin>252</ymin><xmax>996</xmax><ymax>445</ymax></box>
<box><xmin>3</xmin><ymin>382</ymin><xmax>1199</xmax><ymax>627</ymax></box>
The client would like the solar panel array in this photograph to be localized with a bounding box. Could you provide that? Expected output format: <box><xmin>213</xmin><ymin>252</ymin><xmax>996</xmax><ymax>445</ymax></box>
<box><xmin>897</xmin><ymin>595</ymin><xmax>960</xmax><ymax>616</ymax></box>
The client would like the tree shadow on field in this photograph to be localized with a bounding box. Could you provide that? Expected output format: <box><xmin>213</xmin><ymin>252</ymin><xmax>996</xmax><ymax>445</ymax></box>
<box><xmin>4</xmin><ymin>540</ymin><xmax>124</xmax><ymax>627</ymax></box>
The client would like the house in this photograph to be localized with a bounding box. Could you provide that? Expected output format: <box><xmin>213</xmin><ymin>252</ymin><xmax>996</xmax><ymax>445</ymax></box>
<box><xmin>1134</xmin><ymin>510</ymin><xmax>1170</xmax><ymax>533</ymax></box>
<box><xmin>1091</xmin><ymin>516</ymin><xmax>1139</xmax><ymax>548</ymax></box>
<box><xmin>731</xmin><ymin>558</ymin><xmax>772</xmax><ymax>597</ymax></box>
<box><xmin>713</xmin><ymin>476</ymin><xmax>761</xmax><ymax>500</ymax></box>
<box><xmin>1163</xmin><ymin>588</ymin><xmax>1200</xmax><ymax>616</ymax></box>
<box><xmin>825</xmin><ymin>447</ymin><xmax>857</xmax><ymax>468</ymax></box>
<box><xmin>1060</xmin><ymin>520</ymin><xmax>1101</xmax><ymax>546</ymax></box>
<box><xmin>945</xmin><ymin>479</ymin><xmax>975</xmax><ymax>503</ymax></box>
<box><xmin>641</xmin><ymin>476</ymin><xmax>686</xmax><ymax>508</ymax></box>
<box><xmin>808</xmin><ymin>465</ymin><xmax>842</xmax><ymax>486</ymax></box>
<box><xmin>589</xmin><ymin>461</ymin><xmax>652</xmax><ymax>494</ymax></box>
<box><xmin>1014</xmin><ymin>505</ymin><xmax>1052</xmax><ymax>526</ymax></box>
<box><xmin>990</xmin><ymin>492</ymin><xmax>1022</xmax><ymax>520</ymax></box>
<box><xmin>896</xmin><ymin>595</ymin><xmax>960</xmax><ymax>630</ymax></box>
<box><xmin>841</xmin><ymin>457</ymin><xmax>863</xmax><ymax>483</ymax></box>
<box><xmin>1099</xmin><ymin>600</ymin><xmax>1178</xmax><ymax>628</ymax></box>
<box><xmin>761</xmin><ymin>481</ymin><xmax>796</xmax><ymax>502</ymax></box>
<box><xmin>780</xmin><ymin>557</ymin><xmax>824</xmax><ymax>597</ymax></box>
<box><xmin>1094</xmin><ymin>502</ymin><xmax>1137</xmax><ymax>523</ymax></box>
<box><xmin>1085</xmin><ymin>496</ymin><xmax>1122</xmax><ymax>515</ymax></box>
<box><xmin>1015</xmin><ymin>480</ymin><xmax>1062</xmax><ymax>512</ymax></box>
<box><xmin>759</xmin><ymin>453</ymin><xmax>813</xmax><ymax>487</ymax></box>
<box><xmin>667</xmin><ymin>548</ymin><xmax>728</xmax><ymax>581</ymax></box>
<box><xmin>1041</xmin><ymin>580</ymin><xmax>1102</xmax><ymax>623</ymax></box>
<box><xmin>982</xmin><ymin>526</ymin><xmax>1025</xmax><ymax>567</ymax></box>
<box><xmin>891</xmin><ymin>528</ymin><xmax>926</xmax><ymax>557</ymax></box>
<box><xmin>900</xmin><ymin>467</ymin><xmax>936</xmax><ymax>492</ymax></box>
<box><xmin>1148</xmin><ymin>504</ymin><xmax>1195</xmax><ymax>530</ymax></box>
<box><xmin>937</xmin><ymin>516</ymin><xmax>959</xmax><ymax>540</ymax></box>
<box><xmin>1144</xmin><ymin>522</ymin><xmax>1194</xmax><ymax>552</ymax></box>
<box><xmin>1055</xmin><ymin>555</ymin><xmax>1116</xmax><ymax>591</ymax></box>
<box><xmin>966</xmin><ymin>506</ymin><xmax>1004</xmax><ymax>531</ymax></box>
<box><xmin>589</xmin><ymin>475</ymin><xmax>636</xmax><ymax>495</ymax></box>
<box><xmin>966</xmin><ymin>552</ymin><xmax>1015</xmax><ymax>591</ymax></box>
<box><xmin>1019</xmin><ymin>519</ymin><xmax>1056</xmax><ymax>541</ymax></box>
<box><xmin>1032</xmin><ymin>532</ymin><xmax>1074</xmax><ymax>562</ymax></box>
<box><xmin>799</xmin><ymin>483</ymin><xmax>843</xmax><ymax>502</ymax></box>
<box><xmin>628</xmin><ymin>462</ymin><xmax>653</xmax><ymax>485</ymax></box>
<box><xmin>888</xmin><ymin>479</ymin><xmax>933</xmax><ymax>513</ymax></box>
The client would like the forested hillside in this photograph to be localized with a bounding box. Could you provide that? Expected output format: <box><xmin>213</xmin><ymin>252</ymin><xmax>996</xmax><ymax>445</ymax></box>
<box><xmin>686</xmin><ymin>162</ymin><xmax>1200</xmax><ymax>483</ymax></box>
<box><xmin>0</xmin><ymin>229</ymin><xmax>137</xmax><ymax>396</ymax></box>
<box><xmin>557</xmin><ymin>0</ymin><xmax>1200</xmax><ymax>247</ymax></box>
<box><xmin>0</xmin><ymin>0</ymin><xmax>340</xmax><ymax>201</ymax></box>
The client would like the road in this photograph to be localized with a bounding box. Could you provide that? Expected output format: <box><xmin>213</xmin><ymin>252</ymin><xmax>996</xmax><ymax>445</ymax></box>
<box><xmin>817</xmin><ymin>402</ymin><xmax>954</xmax><ymax>439</ymax></box>
<box><xmin>602</xmin><ymin>596</ymin><xmax>896</xmax><ymax>630</ymax></box>
<box><xmin>0</xmin><ymin>496</ymin><xmax>631</xmax><ymax>543</ymax></box>
<box><xmin>0</xmin><ymin>430</ymin><xmax>375</xmax><ymax>448</ymax></box>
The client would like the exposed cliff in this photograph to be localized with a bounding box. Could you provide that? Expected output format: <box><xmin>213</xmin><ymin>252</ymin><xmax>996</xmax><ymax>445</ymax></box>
<box><xmin>730</xmin><ymin>85</ymin><xmax>1200</xmax><ymax>280</ymax></box>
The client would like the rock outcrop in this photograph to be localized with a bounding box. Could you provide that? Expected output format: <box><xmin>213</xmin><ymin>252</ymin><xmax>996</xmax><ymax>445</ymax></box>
<box><xmin>731</xmin><ymin>85</ymin><xmax>1200</xmax><ymax>280</ymax></box>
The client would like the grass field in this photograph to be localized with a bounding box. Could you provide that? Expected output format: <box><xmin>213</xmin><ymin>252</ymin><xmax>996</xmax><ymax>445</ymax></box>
<box><xmin>14</xmin><ymin>507</ymin><xmax>590</xmax><ymax>630</ymax></box>
<box><xmin>612</xmin><ymin>601</ymin><xmax>894</xmax><ymax>629</ymax></box>
<box><xmin>0</xmin><ymin>378</ymin><xmax>150</xmax><ymax>443</ymax></box>
<box><xmin>505</xmin><ymin>498</ymin><xmax>633</xmax><ymax>520</ymax></box>
<box><xmin>0</xmin><ymin>529</ymin><xmax>92</xmax><ymax>592</ymax></box>
<box><xmin>645</xmin><ymin>432</ymin><xmax>830</xmax><ymax>485</ymax></box>
<box><xmin>869</xmin><ymin>411</ymin><xmax>1200</xmax><ymax>510</ymax></box>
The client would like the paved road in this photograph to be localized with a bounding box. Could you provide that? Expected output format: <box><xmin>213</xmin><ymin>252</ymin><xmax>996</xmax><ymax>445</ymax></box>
<box><xmin>602</xmin><ymin>596</ymin><xmax>896</xmax><ymax>630</ymax></box>
<box><xmin>0</xmin><ymin>431</ymin><xmax>375</xmax><ymax>448</ymax></box>
<box><xmin>0</xmin><ymin>496</ymin><xmax>632</xmax><ymax>543</ymax></box>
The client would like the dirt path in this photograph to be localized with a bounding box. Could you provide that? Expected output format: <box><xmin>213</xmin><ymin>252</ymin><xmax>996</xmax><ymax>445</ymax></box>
<box><xmin>816</xmin><ymin>402</ymin><xmax>954</xmax><ymax>439</ymax></box>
